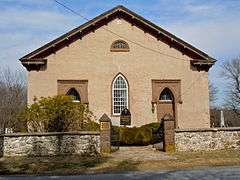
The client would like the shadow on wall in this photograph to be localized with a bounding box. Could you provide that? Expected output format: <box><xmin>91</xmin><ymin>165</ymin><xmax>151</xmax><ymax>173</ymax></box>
<box><xmin>56</xmin><ymin>135</ymin><xmax>99</xmax><ymax>156</ymax></box>
<box><xmin>58</xmin><ymin>135</ymin><xmax>77</xmax><ymax>155</ymax></box>
<box><xmin>0</xmin><ymin>136</ymin><xmax>3</xmax><ymax>157</ymax></box>
<box><xmin>31</xmin><ymin>136</ymin><xmax>51</xmax><ymax>156</ymax></box>
<box><xmin>28</xmin><ymin>134</ymin><xmax>99</xmax><ymax>156</ymax></box>
<box><xmin>29</xmin><ymin>135</ymin><xmax>78</xmax><ymax>156</ymax></box>
<box><xmin>84</xmin><ymin>136</ymin><xmax>100</xmax><ymax>156</ymax></box>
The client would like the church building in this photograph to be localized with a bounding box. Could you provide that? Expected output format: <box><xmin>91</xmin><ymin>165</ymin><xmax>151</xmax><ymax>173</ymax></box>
<box><xmin>20</xmin><ymin>6</ymin><xmax>215</xmax><ymax>128</ymax></box>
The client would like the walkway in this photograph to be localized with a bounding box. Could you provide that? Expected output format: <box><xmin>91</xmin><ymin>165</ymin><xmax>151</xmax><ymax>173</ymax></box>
<box><xmin>110</xmin><ymin>145</ymin><xmax>175</xmax><ymax>161</ymax></box>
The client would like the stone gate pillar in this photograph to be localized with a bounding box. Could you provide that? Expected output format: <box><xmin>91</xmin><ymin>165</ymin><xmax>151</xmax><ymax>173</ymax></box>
<box><xmin>162</xmin><ymin>113</ymin><xmax>175</xmax><ymax>152</ymax></box>
<box><xmin>99</xmin><ymin>113</ymin><xmax>111</xmax><ymax>154</ymax></box>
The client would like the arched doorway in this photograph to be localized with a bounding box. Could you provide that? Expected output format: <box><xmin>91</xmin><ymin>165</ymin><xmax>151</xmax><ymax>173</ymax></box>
<box><xmin>157</xmin><ymin>88</ymin><xmax>175</xmax><ymax>124</ymax></box>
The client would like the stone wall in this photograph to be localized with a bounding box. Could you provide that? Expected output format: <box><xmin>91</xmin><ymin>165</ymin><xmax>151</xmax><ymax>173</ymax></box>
<box><xmin>0</xmin><ymin>136</ymin><xmax>3</xmax><ymax>157</ymax></box>
<box><xmin>175</xmin><ymin>127</ymin><xmax>240</xmax><ymax>151</ymax></box>
<box><xmin>0</xmin><ymin>131</ymin><xmax>100</xmax><ymax>157</ymax></box>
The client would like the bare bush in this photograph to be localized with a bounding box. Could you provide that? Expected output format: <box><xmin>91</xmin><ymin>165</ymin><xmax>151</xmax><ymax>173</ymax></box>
<box><xmin>221</xmin><ymin>56</ymin><xmax>240</xmax><ymax>117</ymax></box>
<box><xmin>209</xmin><ymin>81</ymin><xmax>218</xmax><ymax>107</ymax></box>
<box><xmin>0</xmin><ymin>67</ymin><xmax>27</xmax><ymax>133</ymax></box>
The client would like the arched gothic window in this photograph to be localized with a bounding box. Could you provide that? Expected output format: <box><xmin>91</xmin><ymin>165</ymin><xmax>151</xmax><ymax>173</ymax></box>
<box><xmin>112</xmin><ymin>74</ymin><xmax>129</xmax><ymax>115</ymax></box>
<box><xmin>110</xmin><ymin>40</ymin><xmax>129</xmax><ymax>52</ymax></box>
<box><xmin>159</xmin><ymin>88</ymin><xmax>173</xmax><ymax>101</ymax></box>
<box><xmin>67</xmin><ymin>88</ymin><xmax>81</xmax><ymax>102</ymax></box>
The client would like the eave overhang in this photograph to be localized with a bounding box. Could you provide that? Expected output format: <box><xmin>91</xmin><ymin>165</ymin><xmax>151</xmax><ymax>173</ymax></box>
<box><xmin>21</xmin><ymin>58</ymin><xmax>47</xmax><ymax>71</ymax></box>
<box><xmin>190</xmin><ymin>59</ymin><xmax>216</xmax><ymax>71</ymax></box>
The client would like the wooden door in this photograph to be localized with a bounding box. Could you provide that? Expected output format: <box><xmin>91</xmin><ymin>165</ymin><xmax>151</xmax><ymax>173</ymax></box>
<box><xmin>156</xmin><ymin>88</ymin><xmax>175</xmax><ymax>122</ymax></box>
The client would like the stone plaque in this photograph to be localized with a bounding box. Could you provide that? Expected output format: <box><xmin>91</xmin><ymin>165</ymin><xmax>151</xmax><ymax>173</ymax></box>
<box><xmin>120</xmin><ymin>108</ymin><xmax>131</xmax><ymax>125</ymax></box>
<box><xmin>100</xmin><ymin>122</ymin><xmax>110</xmax><ymax>130</ymax></box>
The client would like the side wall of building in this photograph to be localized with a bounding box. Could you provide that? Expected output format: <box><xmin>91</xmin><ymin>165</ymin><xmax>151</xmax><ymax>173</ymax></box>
<box><xmin>28</xmin><ymin>19</ymin><xmax>210</xmax><ymax>128</ymax></box>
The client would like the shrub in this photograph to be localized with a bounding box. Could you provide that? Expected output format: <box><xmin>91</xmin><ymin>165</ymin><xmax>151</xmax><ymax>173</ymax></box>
<box><xmin>111</xmin><ymin>125</ymin><xmax>120</xmax><ymax>146</ymax></box>
<box><xmin>112</xmin><ymin>122</ymin><xmax>162</xmax><ymax>146</ymax></box>
<box><xmin>82</xmin><ymin>120</ymin><xmax>100</xmax><ymax>131</ymax></box>
<box><xmin>18</xmin><ymin>95</ymin><xmax>98</xmax><ymax>132</ymax></box>
<box><xmin>141</xmin><ymin>122</ymin><xmax>161</xmax><ymax>132</ymax></box>
<box><xmin>134</xmin><ymin>127</ymin><xmax>152</xmax><ymax>145</ymax></box>
<box><xmin>120</xmin><ymin>127</ymin><xmax>139</xmax><ymax>145</ymax></box>
<box><xmin>141</xmin><ymin>122</ymin><xmax>163</xmax><ymax>144</ymax></box>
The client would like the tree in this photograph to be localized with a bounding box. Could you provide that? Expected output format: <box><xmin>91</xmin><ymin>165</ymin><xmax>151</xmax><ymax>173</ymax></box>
<box><xmin>0</xmin><ymin>67</ymin><xmax>27</xmax><ymax>133</ymax></box>
<box><xmin>221</xmin><ymin>56</ymin><xmax>240</xmax><ymax>116</ymax></box>
<box><xmin>209</xmin><ymin>81</ymin><xmax>218</xmax><ymax>107</ymax></box>
<box><xmin>18</xmin><ymin>95</ymin><xmax>97</xmax><ymax>132</ymax></box>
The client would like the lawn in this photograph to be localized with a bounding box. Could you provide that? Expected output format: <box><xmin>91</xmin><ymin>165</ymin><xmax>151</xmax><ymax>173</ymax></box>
<box><xmin>1</xmin><ymin>150</ymin><xmax>240</xmax><ymax>175</ymax></box>
<box><xmin>138</xmin><ymin>150</ymin><xmax>240</xmax><ymax>171</ymax></box>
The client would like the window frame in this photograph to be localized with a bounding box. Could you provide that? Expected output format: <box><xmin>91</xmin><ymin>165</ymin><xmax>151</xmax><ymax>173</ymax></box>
<box><xmin>66</xmin><ymin>88</ymin><xmax>81</xmax><ymax>103</ymax></box>
<box><xmin>110</xmin><ymin>40</ymin><xmax>130</xmax><ymax>52</ymax></box>
<box><xmin>159</xmin><ymin>88</ymin><xmax>173</xmax><ymax>102</ymax></box>
<box><xmin>112</xmin><ymin>74</ymin><xmax>129</xmax><ymax>116</ymax></box>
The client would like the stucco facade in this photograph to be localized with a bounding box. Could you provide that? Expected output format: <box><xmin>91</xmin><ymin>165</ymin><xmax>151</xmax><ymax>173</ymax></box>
<box><xmin>22</xmin><ymin>6</ymin><xmax>214</xmax><ymax>128</ymax></box>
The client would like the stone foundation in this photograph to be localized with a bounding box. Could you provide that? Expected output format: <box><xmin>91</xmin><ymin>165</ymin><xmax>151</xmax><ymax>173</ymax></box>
<box><xmin>0</xmin><ymin>131</ymin><xmax>100</xmax><ymax>156</ymax></box>
<box><xmin>175</xmin><ymin>127</ymin><xmax>240</xmax><ymax>151</ymax></box>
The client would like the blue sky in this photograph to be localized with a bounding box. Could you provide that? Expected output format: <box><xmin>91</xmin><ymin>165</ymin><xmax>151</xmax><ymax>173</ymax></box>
<box><xmin>1</xmin><ymin>0</ymin><xmax>240</xmax><ymax>106</ymax></box>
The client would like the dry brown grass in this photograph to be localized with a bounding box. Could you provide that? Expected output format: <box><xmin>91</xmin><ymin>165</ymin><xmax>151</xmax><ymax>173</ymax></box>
<box><xmin>1</xmin><ymin>149</ymin><xmax>240</xmax><ymax>175</ymax></box>
<box><xmin>0</xmin><ymin>155</ymin><xmax>107</xmax><ymax>175</ymax></box>
<box><xmin>135</xmin><ymin>150</ymin><xmax>240</xmax><ymax>171</ymax></box>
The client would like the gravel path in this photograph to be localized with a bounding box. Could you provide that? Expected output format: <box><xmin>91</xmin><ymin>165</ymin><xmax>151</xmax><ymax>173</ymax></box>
<box><xmin>110</xmin><ymin>146</ymin><xmax>175</xmax><ymax>161</ymax></box>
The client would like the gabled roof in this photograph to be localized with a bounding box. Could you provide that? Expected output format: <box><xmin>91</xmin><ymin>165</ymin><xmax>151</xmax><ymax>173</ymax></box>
<box><xmin>20</xmin><ymin>5</ymin><xmax>216</xmax><ymax>66</ymax></box>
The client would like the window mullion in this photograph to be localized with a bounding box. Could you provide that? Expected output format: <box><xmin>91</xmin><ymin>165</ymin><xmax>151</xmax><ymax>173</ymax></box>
<box><xmin>112</xmin><ymin>75</ymin><xmax>128</xmax><ymax>115</ymax></box>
